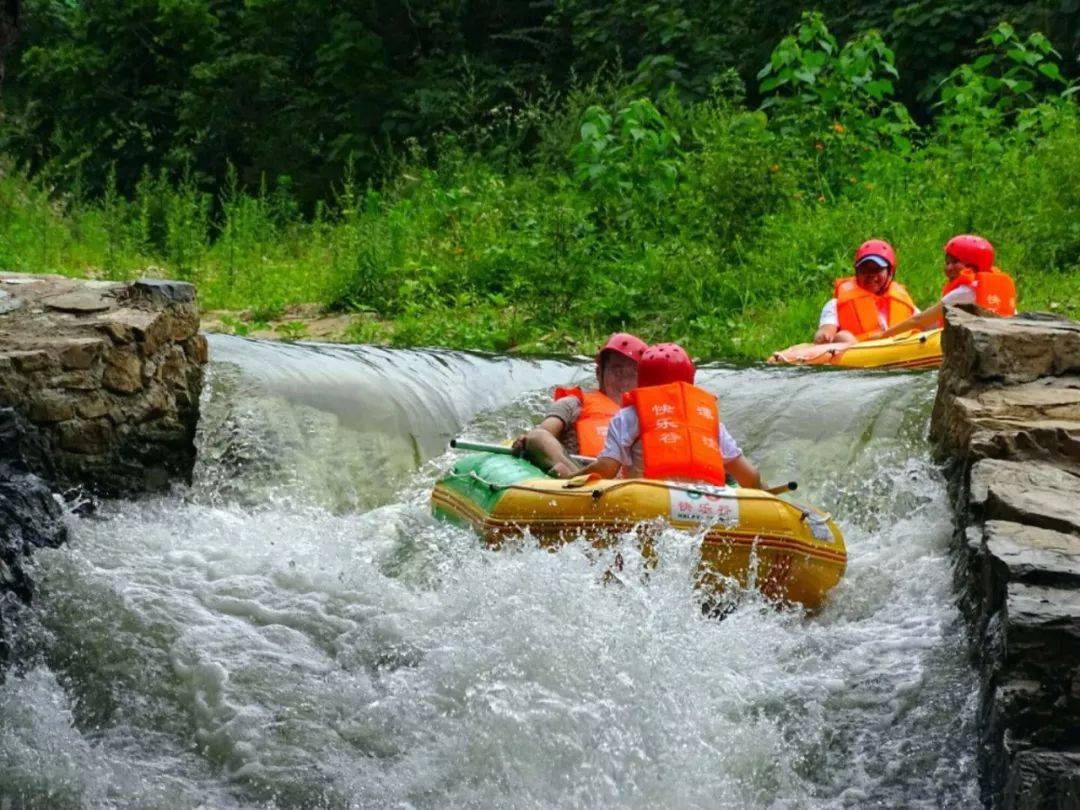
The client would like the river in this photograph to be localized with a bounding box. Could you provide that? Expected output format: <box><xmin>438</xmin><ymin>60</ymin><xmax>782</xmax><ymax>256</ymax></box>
<box><xmin>0</xmin><ymin>335</ymin><xmax>979</xmax><ymax>808</ymax></box>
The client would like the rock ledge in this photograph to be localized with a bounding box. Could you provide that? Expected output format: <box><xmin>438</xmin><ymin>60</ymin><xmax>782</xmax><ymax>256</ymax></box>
<box><xmin>0</xmin><ymin>273</ymin><xmax>207</xmax><ymax>495</ymax></box>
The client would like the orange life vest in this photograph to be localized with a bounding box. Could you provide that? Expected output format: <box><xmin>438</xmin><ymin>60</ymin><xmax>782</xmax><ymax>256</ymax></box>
<box><xmin>623</xmin><ymin>381</ymin><xmax>726</xmax><ymax>486</ymax></box>
<box><xmin>553</xmin><ymin>387</ymin><xmax>619</xmax><ymax>456</ymax></box>
<box><xmin>941</xmin><ymin>267</ymin><xmax>1016</xmax><ymax>317</ymax></box>
<box><xmin>833</xmin><ymin>277</ymin><xmax>918</xmax><ymax>339</ymax></box>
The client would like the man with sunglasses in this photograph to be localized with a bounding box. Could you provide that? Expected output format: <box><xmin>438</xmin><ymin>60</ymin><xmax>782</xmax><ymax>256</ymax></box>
<box><xmin>813</xmin><ymin>239</ymin><xmax>919</xmax><ymax>345</ymax></box>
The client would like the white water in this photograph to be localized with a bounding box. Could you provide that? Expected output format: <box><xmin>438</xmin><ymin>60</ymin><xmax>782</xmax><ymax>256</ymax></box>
<box><xmin>0</xmin><ymin>336</ymin><xmax>978</xmax><ymax>808</ymax></box>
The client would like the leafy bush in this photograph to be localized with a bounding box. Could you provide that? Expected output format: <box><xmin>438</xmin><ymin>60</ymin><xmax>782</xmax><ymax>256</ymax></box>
<box><xmin>935</xmin><ymin>22</ymin><xmax>1075</xmax><ymax>130</ymax></box>
<box><xmin>758</xmin><ymin>12</ymin><xmax>916</xmax><ymax>148</ymax></box>
<box><xmin>571</xmin><ymin>98</ymin><xmax>683</xmax><ymax>225</ymax></box>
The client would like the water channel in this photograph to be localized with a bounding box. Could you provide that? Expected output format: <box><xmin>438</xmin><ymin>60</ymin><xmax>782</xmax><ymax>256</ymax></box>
<box><xmin>0</xmin><ymin>335</ymin><xmax>979</xmax><ymax>808</ymax></box>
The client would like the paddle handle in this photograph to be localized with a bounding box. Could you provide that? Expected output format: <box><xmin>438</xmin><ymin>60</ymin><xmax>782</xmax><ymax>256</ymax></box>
<box><xmin>450</xmin><ymin>438</ymin><xmax>596</xmax><ymax>466</ymax></box>
<box><xmin>766</xmin><ymin>481</ymin><xmax>798</xmax><ymax>495</ymax></box>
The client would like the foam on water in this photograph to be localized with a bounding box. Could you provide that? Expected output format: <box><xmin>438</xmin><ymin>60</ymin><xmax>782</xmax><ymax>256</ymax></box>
<box><xmin>1</xmin><ymin>339</ymin><xmax>978</xmax><ymax>808</ymax></box>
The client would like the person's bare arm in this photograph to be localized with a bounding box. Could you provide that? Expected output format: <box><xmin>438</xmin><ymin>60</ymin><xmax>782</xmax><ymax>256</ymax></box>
<box><xmin>813</xmin><ymin>324</ymin><xmax>838</xmax><ymax>344</ymax></box>
<box><xmin>726</xmin><ymin>455</ymin><xmax>762</xmax><ymax>489</ymax></box>
<box><xmin>566</xmin><ymin>456</ymin><xmax>621</xmax><ymax>479</ymax></box>
<box><xmin>521</xmin><ymin>417</ymin><xmax>578</xmax><ymax>476</ymax></box>
<box><xmin>876</xmin><ymin>303</ymin><xmax>942</xmax><ymax>339</ymax></box>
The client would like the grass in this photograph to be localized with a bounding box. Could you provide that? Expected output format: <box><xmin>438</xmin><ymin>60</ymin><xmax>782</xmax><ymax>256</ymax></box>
<box><xmin>3</xmin><ymin>100</ymin><xmax>1080</xmax><ymax>362</ymax></box>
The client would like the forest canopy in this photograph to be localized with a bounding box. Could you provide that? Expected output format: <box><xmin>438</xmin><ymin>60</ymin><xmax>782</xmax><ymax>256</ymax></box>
<box><xmin>4</xmin><ymin>0</ymin><xmax>1077</xmax><ymax>202</ymax></box>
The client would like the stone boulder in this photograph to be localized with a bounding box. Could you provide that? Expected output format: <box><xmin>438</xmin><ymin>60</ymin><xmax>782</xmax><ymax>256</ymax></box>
<box><xmin>1004</xmin><ymin>750</ymin><xmax>1080</xmax><ymax>810</ymax></box>
<box><xmin>0</xmin><ymin>274</ymin><xmax>207</xmax><ymax>495</ymax></box>
<box><xmin>939</xmin><ymin>308</ymin><xmax>1080</xmax><ymax>387</ymax></box>
<box><xmin>984</xmin><ymin>520</ymin><xmax>1080</xmax><ymax>590</ymax></box>
<box><xmin>969</xmin><ymin>459</ymin><xmax>1080</xmax><ymax>536</ymax></box>
<box><xmin>932</xmin><ymin>309</ymin><xmax>1080</xmax><ymax>466</ymax></box>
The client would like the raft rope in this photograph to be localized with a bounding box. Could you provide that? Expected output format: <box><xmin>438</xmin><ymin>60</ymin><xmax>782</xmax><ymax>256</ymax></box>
<box><xmin>835</xmin><ymin>330</ymin><xmax>931</xmax><ymax>353</ymax></box>
<box><xmin>445</xmin><ymin>470</ymin><xmax>832</xmax><ymax>526</ymax></box>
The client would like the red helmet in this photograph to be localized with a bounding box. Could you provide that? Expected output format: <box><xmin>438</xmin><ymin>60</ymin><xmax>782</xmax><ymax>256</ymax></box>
<box><xmin>854</xmin><ymin>239</ymin><xmax>896</xmax><ymax>272</ymax></box>
<box><xmin>637</xmin><ymin>343</ymin><xmax>695</xmax><ymax>388</ymax></box>
<box><xmin>597</xmin><ymin>332</ymin><xmax>647</xmax><ymax>371</ymax></box>
<box><xmin>945</xmin><ymin>234</ymin><xmax>994</xmax><ymax>273</ymax></box>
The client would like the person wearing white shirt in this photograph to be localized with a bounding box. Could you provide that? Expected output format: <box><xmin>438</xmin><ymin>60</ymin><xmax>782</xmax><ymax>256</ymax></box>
<box><xmin>814</xmin><ymin>239</ymin><xmax>919</xmax><ymax>344</ymax></box>
<box><xmin>568</xmin><ymin>343</ymin><xmax>763</xmax><ymax>489</ymax></box>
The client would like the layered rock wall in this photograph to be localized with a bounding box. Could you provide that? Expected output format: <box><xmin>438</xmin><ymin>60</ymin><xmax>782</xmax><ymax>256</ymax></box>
<box><xmin>931</xmin><ymin>308</ymin><xmax>1080</xmax><ymax>807</ymax></box>
<box><xmin>0</xmin><ymin>273</ymin><xmax>207</xmax><ymax>494</ymax></box>
<box><xmin>0</xmin><ymin>273</ymin><xmax>206</xmax><ymax>673</ymax></box>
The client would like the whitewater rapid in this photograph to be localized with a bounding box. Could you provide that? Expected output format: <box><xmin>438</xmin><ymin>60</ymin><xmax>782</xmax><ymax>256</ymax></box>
<box><xmin>0</xmin><ymin>336</ymin><xmax>978</xmax><ymax>808</ymax></box>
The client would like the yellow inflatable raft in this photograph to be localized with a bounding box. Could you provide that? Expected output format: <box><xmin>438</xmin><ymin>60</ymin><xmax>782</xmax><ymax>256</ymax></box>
<box><xmin>769</xmin><ymin>328</ymin><xmax>942</xmax><ymax>370</ymax></box>
<box><xmin>432</xmin><ymin>452</ymin><xmax>846</xmax><ymax>611</ymax></box>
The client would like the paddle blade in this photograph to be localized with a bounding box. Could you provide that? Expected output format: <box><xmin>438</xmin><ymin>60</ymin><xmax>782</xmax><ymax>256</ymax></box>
<box><xmin>768</xmin><ymin>342</ymin><xmax>849</xmax><ymax>366</ymax></box>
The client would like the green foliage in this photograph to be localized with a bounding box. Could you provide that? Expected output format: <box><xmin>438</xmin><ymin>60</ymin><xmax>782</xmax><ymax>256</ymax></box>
<box><xmin>758</xmin><ymin>12</ymin><xmax>917</xmax><ymax>151</ymax></box>
<box><xmin>10</xmin><ymin>94</ymin><xmax>1080</xmax><ymax>360</ymax></box>
<box><xmin>571</xmin><ymin>99</ymin><xmax>682</xmax><ymax>222</ymax></box>
<box><xmin>548</xmin><ymin>0</ymin><xmax>747</xmax><ymax>100</ymax></box>
<box><xmin>163</xmin><ymin>175</ymin><xmax>210</xmax><ymax>282</ymax></box>
<box><xmin>275</xmin><ymin>321</ymin><xmax>309</xmax><ymax>342</ymax></box>
<box><xmin>671</xmin><ymin>104</ymin><xmax>795</xmax><ymax>249</ymax></box>
<box><xmin>936</xmin><ymin>22</ymin><xmax>1075</xmax><ymax>129</ymax></box>
<box><xmin>5</xmin><ymin>0</ymin><xmax>562</xmax><ymax>202</ymax></box>
<box><xmin>6</xmin><ymin>0</ymin><xmax>1079</xmax><ymax>207</ymax></box>
<box><xmin>217</xmin><ymin>314</ymin><xmax>252</xmax><ymax>337</ymax></box>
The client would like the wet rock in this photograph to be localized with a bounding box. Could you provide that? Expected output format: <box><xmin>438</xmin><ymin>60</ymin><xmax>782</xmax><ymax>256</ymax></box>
<box><xmin>1005</xmin><ymin>583</ymin><xmax>1080</xmax><ymax>679</ymax></box>
<box><xmin>0</xmin><ymin>405</ymin><xmax>55</xmax><ymax>480</ymax></box>
<box><xmin>1003</xmin><ymin>749</ymin><xmax>1080</xmax><ymax>810</ymax></box>
<box><xmin>975</xmin><ymin>583</ymin><xmax>1080</xmax><ymax>768</ymax></box>
<box><xmin>7</xmin><ymin>349</ymin><xmax>53</xmax><ymax>374</ymax></box>
<box><xmin>185</xmin><ymin>334</ymin><xmax>209</xmax><ymax>364</ymax></box>
<box><xmin>51</xmin><ymin>368</ymin><xmax>103</xmax><ymax>391</ymax></box>
<box><xmin>0</xmin><ymin>289</ymin><xmax>22</xmax><ymax>315</ymax></box>
<box><xmin>130</xmin><ymin>278</ymin><xmax>196</xmax><ymax>304</ymax></box>
<box><xmin>0</xmin><ymin>272</ymin><xmax>207</xmax><ymax>495</ymax></box>
<box><xmin>102</xmin><ymin>347</ymin><xmax>143</xmax><ymax>393</ymax></box>
<box><xmin>0</xmin><ymin>407</ymin><xmax>66</xmax><ymax>668</ymax></box>
<box><xmin>970</xmin><ymin>459</ymin><xmax>1080</xmax><ymax>536</ymax></box>
<box><xmin>27</xmin><ymin>390</ymin><xmax>75</xmax><ymax>423</ymax></box>
<box><xmin>98</xmin><ymin>307</ymin><xmax>162</xmax><ymax>345</ymax></box>
<box><xmin>955</xmin><ymin>378</ymin><xmax>1080</xmax><ymax>439</ymax></box>
<box><xmin>57</xmin><ymin>418</ymin><xmax>112</xmax><ymax>454</ymax></box>
<box><xmin>55</xmin><ymin>336</ymin><xmax>107</xmax><ymax>369</ymax></box>
<box><xmin>970</xmin><ymin>427</ymin><xmax>1080</xmax><ymax>477</ymax></box>
<box><xmin>75</xmin><ymin>394</ymin><xmax>110</xmax><ymax>419</ymax></box>
<box><xmin>934</xmin><ymin>371</ymin><xmax>1080</xmax><ymax>465</ymax></box>
<box><xmin>985</xmin><ymin>521</ymin><xmax>1080</xmax><ymax>590</ymax></box>
<box><xmin>940</xmin><ymin>308</ymin><xmax>1080</xmax><ymax>387</ymax></box>
<box><xmin>42</xmin><ymin>288</ymin><xmax>114</xmax><ymax>313</ymax></box>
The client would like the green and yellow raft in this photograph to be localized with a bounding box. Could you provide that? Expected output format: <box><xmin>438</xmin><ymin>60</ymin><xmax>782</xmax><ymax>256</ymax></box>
<box><xmin>432</xmin><ymin>452</ymin><xmax>847</xmax><ymax>610</ymax></box>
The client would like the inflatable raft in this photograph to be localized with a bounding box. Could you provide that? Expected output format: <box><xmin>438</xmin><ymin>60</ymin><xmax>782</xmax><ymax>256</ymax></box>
<box><xmin>432</xmin><ymin>451</ymin><xmax>846</xmax><ymax>610</ymax></box>
<box><xmin>769</xmin><ymin>328</ymin><xmax>942</xmax><ymax>370</ymax></box>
